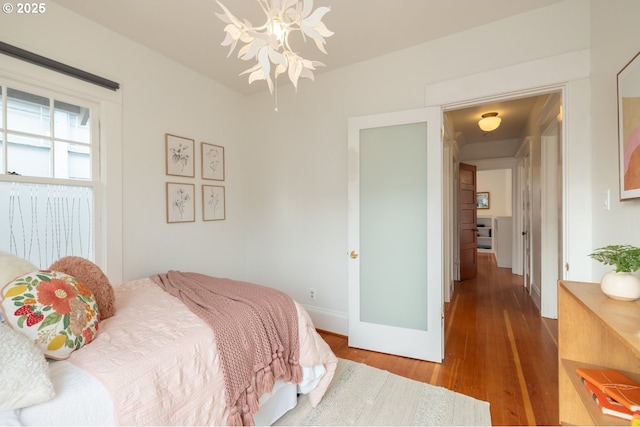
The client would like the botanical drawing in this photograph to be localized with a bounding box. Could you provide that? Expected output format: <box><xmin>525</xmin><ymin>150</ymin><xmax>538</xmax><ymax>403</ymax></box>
<box><xmin>170</xmin><ymin>144</ymin><xmax>191</xmax><ymax>172</ymax></box>
<box><xmin>172</xmin><ymin>187</ymin><xmax>191</xmax><ymax>217</ymax></box>
<box><xmin>203</xmin><ymin>185</ymin><xmax>225</xmax><ymax>221</ymax></box>
<box><xmin>166</xmin><ymin>134</ymin><xmax>195</xmax><ymax>177</ymax></box>
<box><xmin>202</xmin><ymin>143</ymin><xmax>225</xmax><ymax>181</ymax></box>
<box><xmin>166</xmin><ymin>183</ymin><xmax>195</xmax><ymax>223</ymax></box>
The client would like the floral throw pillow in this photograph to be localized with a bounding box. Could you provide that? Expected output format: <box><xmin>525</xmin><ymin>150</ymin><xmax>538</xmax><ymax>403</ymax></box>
<box><xmin>0</xmin><ymin>271</ymin><xmax>99</xmax><ymax>360</ymax></box>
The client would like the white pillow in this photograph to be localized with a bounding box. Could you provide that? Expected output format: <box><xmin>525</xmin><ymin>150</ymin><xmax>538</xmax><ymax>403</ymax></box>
<box><xmin>0</xmin><ymin>251</ymin><xmax>38</xmax><ymax>287</ymax></box>
<box><xmin>0</xmin><ymin>250</ymin><xmax>39</xmax><ymax>334</ymax></box>
<box><xmin>0</xmin><ymin>322</ymin><xmax>55</xmax><ymax>410</ymax></box>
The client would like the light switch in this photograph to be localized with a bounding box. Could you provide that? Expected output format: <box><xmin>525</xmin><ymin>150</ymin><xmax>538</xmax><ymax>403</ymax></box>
<box><xmin>603</xmin><ymin>189</ymin><xmax>610</xmax><ymax>210</ymax></box>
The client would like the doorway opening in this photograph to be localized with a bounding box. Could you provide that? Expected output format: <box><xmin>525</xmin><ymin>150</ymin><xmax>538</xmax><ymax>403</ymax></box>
<box><xmin>443</xmin><ymin>90</ymin><xmax>563</xmax><ymax>318</ymax></box>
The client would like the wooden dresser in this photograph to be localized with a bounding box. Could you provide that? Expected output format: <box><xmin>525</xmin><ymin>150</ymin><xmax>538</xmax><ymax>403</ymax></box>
<box><xmin>558</xmin><ymin>280</ymin><xmax>640</xmax><ymax>425</ymax></box>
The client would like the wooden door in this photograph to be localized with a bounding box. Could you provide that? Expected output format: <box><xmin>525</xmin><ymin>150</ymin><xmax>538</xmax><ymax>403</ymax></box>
<box><xmin>459</xmin><ymin>163</ymin><xmax>477</xmax><ymax>280</ymax></box>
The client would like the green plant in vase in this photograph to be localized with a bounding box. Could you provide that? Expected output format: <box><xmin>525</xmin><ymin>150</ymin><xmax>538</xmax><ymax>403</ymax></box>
<box><xmin>589</xmin><ymin>244</ymin><xmax>640</xmax><ymax>301</ymax></box>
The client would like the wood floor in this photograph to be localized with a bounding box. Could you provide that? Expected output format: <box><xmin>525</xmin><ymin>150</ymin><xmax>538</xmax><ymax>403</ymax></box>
<box><xmin>319</xmin><ymin>253</ymin><xmax>559</xmax><ymax>426</ymax></box>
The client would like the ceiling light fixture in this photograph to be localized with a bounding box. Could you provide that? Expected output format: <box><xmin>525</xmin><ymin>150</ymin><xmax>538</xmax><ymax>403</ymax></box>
<box><xmin>478</xmin><ymin>112</ymin><xmax>502</xmax><ymax>132</ymax></box>
<box><xmin>216</xmin><ymin>0</ymin><xmax>333</xmax><ymax>97</ymax></box>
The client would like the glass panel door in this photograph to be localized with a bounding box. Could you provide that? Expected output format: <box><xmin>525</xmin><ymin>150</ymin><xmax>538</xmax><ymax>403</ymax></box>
<box><xmin>347</xmin><ymin>107</ymin><xmax>443</xmax><ymax>362</ymax></box>
<box><xmin>359</xmin><ymin>123</ymin><xmax>428</xmax><ymax>331</ymax></box>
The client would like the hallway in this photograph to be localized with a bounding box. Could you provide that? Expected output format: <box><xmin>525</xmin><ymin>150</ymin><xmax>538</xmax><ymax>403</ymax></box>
<box><xmin>320</xmin><ymin>252</ymin><xmax>559</xmax><ymax>426</ymax></box>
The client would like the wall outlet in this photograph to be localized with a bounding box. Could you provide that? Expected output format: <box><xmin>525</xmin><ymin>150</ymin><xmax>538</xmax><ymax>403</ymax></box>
<box><xmin>309</xmin><ymin>288</ymin><xmax>316</xmax><ymax>300</ymax></box>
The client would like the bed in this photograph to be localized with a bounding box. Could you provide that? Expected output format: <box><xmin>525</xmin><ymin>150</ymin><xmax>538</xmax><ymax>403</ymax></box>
<box><xmin>0</xmin><ymin>253</ymin><xmax>338</xmax><ymax>426</ymax></box>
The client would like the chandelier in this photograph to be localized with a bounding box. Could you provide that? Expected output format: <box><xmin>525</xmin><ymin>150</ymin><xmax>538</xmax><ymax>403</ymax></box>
<box><xmin>216</xmin><ymin>0</ymin><xmax>333</xmax><ymax>95</ymax></box>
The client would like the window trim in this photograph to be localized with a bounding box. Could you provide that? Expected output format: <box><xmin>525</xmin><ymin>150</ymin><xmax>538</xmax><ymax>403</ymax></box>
<box><xmin>0</xmin><ymin>78</ymin><xmax>101</xmax><ymax>266</ymax></box>
<box><xmin>0</xmin><ymin>55</ymin><xmax>123</xmax><ymax>283</ymax></box>
<box><xmin>1</xmin><ymin>81</ymin><xmax>100</xmax><ymax>183</ymax></box>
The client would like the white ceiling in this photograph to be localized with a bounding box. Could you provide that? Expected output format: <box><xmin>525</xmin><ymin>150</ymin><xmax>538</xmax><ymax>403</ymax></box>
<box><xmin>50</xmin><ymin>0</ymin><xmax>563</xmax><ymax>151</ymax></box>
<box><xmin>52</xmin><ymin>0</ymin><xmax>562</xmax><ymax>96</ymax></box>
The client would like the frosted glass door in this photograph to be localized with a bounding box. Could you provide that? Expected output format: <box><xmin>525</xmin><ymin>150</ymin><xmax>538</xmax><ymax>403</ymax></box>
<box><xmin>347</xmin><ymin>107</ymin><xmax>443</xmax><ymax>362</ymax></box>
<box><xmin>359</xmin><ymin>123</ymin><xmax>428</xmax><ymax>330</ymax></box>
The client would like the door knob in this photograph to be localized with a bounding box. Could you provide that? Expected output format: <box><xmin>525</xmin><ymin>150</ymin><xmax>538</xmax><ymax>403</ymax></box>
<box><xmin>349</xmin><ymin>250</ymin><xmax>359</xmax><ymax>259</ymax></box>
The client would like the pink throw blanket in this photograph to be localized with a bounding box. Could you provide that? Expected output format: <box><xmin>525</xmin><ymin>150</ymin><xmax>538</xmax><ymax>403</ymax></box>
<box><xmin>150</xmin><ymin>271</ymin><xmax>301</xmax><ymax>426</ymax></box>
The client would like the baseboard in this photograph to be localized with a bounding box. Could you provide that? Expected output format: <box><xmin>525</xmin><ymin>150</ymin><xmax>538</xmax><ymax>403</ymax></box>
<box><xmin>301</xmin><ymin>304</ymin><xmax>348</xmax><ymax>336</ymax></box>
<box><xmin>530</xmin><ymin>282</ymin><xmax>542</xmax><ymax>311</ymax></box>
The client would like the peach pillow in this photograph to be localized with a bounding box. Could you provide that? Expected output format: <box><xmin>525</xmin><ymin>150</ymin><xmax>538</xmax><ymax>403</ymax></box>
<box><xmin>49</xmin><ymin>257</ymin><xmax>115</xmax><ymax>320</ymax></box>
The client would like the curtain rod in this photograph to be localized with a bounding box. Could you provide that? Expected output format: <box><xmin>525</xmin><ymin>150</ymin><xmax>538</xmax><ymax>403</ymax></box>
<box><xmin>0</xmin><ymin>41</ymin><xmax>120</xmax><ymax>91</ymax></box>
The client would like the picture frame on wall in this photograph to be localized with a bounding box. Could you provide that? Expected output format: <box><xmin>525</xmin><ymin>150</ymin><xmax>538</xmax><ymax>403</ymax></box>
<box><xmin>617</xmin><ymin>50</ymin><xmax>640</xmax><ymax>200</ymax></box>
<box><xmin>166</xmin><ymin>182</ymin><xmax>195</xmax><ymax>223</ymax></box>
<box><xmin>202</xmin><ymin>185</ymin><xmax>226</xmax><ymax>221</ymax></box>
<box><xmin>201</xmin><ymin>142</ymin><xmax>225</xmax><ymax>181</ymax></box>
<box><xmin>166</xmin><ymin>134</ymin><xmax>195</xmax><ymax>177</ymax></box>
<box><xmin>476</xmin><ymin>192</ymin><xmax>490</xmax><ymax>209</ymax></box>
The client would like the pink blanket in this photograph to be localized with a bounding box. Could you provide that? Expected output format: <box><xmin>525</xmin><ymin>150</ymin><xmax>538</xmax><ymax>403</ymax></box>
<box><xmin>68</xmin><ymin>277</ymin><xmax>337</xmax><ymax>425</ymax></box>
<box><xmin>150</xmin><ymin>271</ymin><xmax>301</xmax><ymax>426</ymax></box>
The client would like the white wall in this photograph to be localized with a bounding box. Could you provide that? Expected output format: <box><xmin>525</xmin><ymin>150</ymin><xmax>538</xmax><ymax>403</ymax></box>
<box><xmin>477</xmin><ymin>169</ymin><xmax>512</xmax><ymax>217</ymax></box>
<box><xmin>0</xmin><ymin>2</ymin><xmax>250</xmax><ymax>283</ymax></box>
<box><xmin>589</xmin><ymin>0</ymin><xmax>640</xmax><ymax>281</ymax></box>
<box><xmin>242</xmin><ymin>0</ymin><xmax>590</xmax><ymax>332</ymax></box>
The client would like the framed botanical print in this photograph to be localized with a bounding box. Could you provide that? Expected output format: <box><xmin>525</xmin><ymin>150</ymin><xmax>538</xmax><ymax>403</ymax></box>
<box><xmin>166</xmin><ymin>134</ymin><xmax>195</xmax><ymax>177</ymax></box>
<box><xmin>201</xmin><ymin>142</ymin><xmax>225</xmax><ymax>181</ymax></box>
<box><xmin>202</xmin><ymin>185</ymin><xmax>225</xmax><ymax>221</ymax></box>
<box><xmin>166</xmin><ymin>182</ymin><xmax>195</xmax><ymax>223</ymax></box>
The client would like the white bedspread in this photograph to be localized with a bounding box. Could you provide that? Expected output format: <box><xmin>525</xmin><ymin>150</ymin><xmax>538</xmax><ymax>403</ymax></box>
<box><xmin>18</xmin><ymin>361</ymin><xmax>114</xmax><ymax>426</ymax></box>
<box><xmin>59</xmin><ymin>277</ymin><xmax>337</xmax><ymax>425</ymax></box>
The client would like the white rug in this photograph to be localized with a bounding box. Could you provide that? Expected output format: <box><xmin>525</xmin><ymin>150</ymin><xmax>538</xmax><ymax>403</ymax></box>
<box><xmin>275</xmin><ymin>358</ymin><xmax>492</xmax><ymax>426</ymax></box>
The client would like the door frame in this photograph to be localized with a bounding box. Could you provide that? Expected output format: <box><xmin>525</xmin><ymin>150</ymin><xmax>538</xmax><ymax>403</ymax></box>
<box><xmin>443</xmin><ymin>114</ymin><xmax>457</xmax><ymax>301</ymax></box>
<box><xmin>427</xmin><ymin>50</ymin><xmax>592</xmax><ymax>319</ymax></box>
<box><xmin>517</xmin><ymin>141</ymin><xmax>533</xmax><ymax>294</ymax></box>
<box><xmin>539</xmin><ymin>92</ymin><xmax>563</xmax><ymax>317</ymax></box>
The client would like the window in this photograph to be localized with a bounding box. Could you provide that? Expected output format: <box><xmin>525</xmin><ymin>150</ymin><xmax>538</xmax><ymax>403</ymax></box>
<box><xmin>0</xmin><ymin>81</ymin><xmax>99</xmax><ymax>268</ymax></box>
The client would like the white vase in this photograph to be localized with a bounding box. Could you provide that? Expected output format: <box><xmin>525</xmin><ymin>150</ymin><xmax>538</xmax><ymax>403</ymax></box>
<box><xmin>600</xmin><ymin>270</ymin><xmax>640</xmax><ymax>301</ymax></box>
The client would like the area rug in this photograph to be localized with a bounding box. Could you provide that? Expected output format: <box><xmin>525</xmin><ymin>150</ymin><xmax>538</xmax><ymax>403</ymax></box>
<box><xmin>275</xmin><ymin>358</ymin><xmax>492</xmax><ymax>426</ymax></box>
